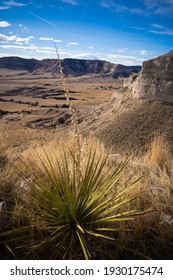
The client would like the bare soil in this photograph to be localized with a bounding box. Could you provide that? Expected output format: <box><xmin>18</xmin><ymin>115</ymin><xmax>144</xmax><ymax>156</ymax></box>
<box><xmin>1</xmin><ymin>69</ymin><xmax>173</xmax><ymax>156</ymax></box>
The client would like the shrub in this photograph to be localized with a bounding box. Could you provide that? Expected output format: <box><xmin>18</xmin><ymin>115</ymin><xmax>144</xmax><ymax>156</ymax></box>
<box><xmin>1</xmin><ymin>145</ymin><xmax>141</xmax><ymax>259</ymax></box>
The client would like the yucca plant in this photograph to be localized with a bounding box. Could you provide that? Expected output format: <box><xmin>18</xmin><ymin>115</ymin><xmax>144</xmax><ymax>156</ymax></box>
<box><xmin>0</xmin><ymin>48</ymin><xmax>142</xmax><ymax>260</ymax></box>
<box><xmin>1</xmin><ymin>146</ymin><xmax>142</xmax><ymax>260</ymax></box>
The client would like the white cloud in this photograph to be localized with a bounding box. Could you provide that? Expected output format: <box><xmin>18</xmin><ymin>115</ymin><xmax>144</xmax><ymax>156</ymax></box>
<box><xmin>132</xmin><ymin>26</ymin><xmax>145</xmax><ymax>31</ymax></box>
<box><xmin>0</xmin><ymin>44</ymin><xmax>146</xmax><ymax>64</ymax></box>
<box><xmin>39</xmin><ymin>37</ymin><xmax>63</xmax><ymax>43</ymax></box>
<box><xmin>137</xmin><ymin>50</ymin><xmax>149</xmax><ymax>55</ymax></box>
<box><xmin>0</xmin><ymin>21</ymin><xmax>11</xmax><ymax>27</ymax></box>
<box><xmin>2</xmin><ymin>1</ymin><xmax>26</xmax><ymax>7</ymax></box>
<box><xmin>39</xmin><ymin>37</ymin><xmax>54</xmax><ymax>41</ymax></box>
<box><xmin>0</xmin><ymin>44</ymin><xmax>71</xmax><ymax>56</ymax></box>
<box><xmin>88</xmin><ymin>46</ymin><xmax>94</xmax><ymax>49</ymax></box>
<box><xmin>19</xmin><ymin>24</ymin><xmax>23</xmax><ymax>27</ymax></box>
<box><xmin>0</xmin><ymin>1</ymin><xmax>26</xmax><ymax>10</ymax></box>
<box><xmin>61</xmin><ymin>0</ymin><xmax>78</xmax><ymax>5</ymax></box>
<box><xmin>143</xmin><ymin>0</ymin><xmax>173</xmax><ymax>14</ymax></box>
<box><xmin>143</xmin><ymin>0</ymin><xmax>173</xmax><ymax>8</ymax></box>
<box><xmin>151</xmin><ymin>23</ymin><xmax>164</xmax><ymax>29</ymax></box>
<box><xmin>0</xmin><ymin>44</ymin><xmax>55</xmax><ymax>54</ymax></box>
<box><xmin>100</xmin><ymin>0</ymin><xmax>173</xmax><ymax>15</ymax></box>
<box><xmin>107</xmin><ymin>54</ymin><xmax>144</xmax><ymax>65</ymax></box>
<box><xmin>116</xmin><ymin>48</ymin><xmax>128</xmax><ymax>53</ymax></box>
<box><xmin>0</xmin><ymin>6</ymin><xmax>9</xmax><ymax>10</ymax></box>
<box><xmin>73</xmin><ymin>53</ymin><xmax>99</xmax><ymax>60</ymax></box>
<box><xmin>100</xmin><ymin>1</ymin><xmax>145</xmax><ymax>15</ymax></box>
<box><xmin>68</xmin><ymin>42</ymin><xmax>79</xmax><ymax>46</ymax></box>
<box><xmin>54</xmin><ymin>39</ymin><xmax>63</xmax><ymax>43</ymax></box>
<box><xmin>149</xmin><ymin>24</ymin><xmax>173</xmax><ymax>36</ymax></box>
<box><xmin>0</xmin><ymin>33</ymin><xmax>33</xmax><ymax>44</ymax></box>
<box><xmin>150</xmin><ymin>29</ymin><xmax>173</xmax><ymax>35</ymax></box>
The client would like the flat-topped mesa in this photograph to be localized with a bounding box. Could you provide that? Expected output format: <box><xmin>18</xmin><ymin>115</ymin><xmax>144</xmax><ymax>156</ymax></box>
<box><xmin>124</xmin><ymin>51</ymin><xmax>173</xmax><ymax>103</ymax></box>
<box><xmin>0</xmin><ymin>56</ymin><xmax>141</xmax><ymax>78</ymax></box>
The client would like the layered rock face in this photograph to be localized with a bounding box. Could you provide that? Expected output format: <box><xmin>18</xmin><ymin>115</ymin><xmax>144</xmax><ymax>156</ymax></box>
<box><xmin>125</xmin><ymin>51</ymin><xmax>173</xmax><ymax>103</ymax></box>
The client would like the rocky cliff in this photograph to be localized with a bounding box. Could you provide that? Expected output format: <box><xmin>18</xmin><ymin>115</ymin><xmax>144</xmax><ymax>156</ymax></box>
<box><xmin>124</xmin><ymin>51</ymin><xmax>173</xmax><ymax>103</ymax></box>
<box><xmin>0</xmin><ymin>56</ymin><xmax>141</xmax><ymax>78</ymax></box>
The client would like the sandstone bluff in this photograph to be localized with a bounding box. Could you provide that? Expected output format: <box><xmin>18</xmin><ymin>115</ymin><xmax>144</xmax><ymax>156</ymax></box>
<box><xmin>124</xmin><ymin>50</ymin><xmax>173</xmax><ymax>103</ymax></box>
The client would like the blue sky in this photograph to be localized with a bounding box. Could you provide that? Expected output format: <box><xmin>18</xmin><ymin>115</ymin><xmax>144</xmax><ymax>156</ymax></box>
<box><xmin>0</xmin><ymin>0</ymin><xmax>173</xmax><ymax>65</ymax></box>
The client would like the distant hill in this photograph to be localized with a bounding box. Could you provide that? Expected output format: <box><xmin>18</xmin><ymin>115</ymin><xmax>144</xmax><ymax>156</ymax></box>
<box><xmin>0</xmin><ymin>56</ymin><xmax>141</xmax><ymax>78</ymax></box>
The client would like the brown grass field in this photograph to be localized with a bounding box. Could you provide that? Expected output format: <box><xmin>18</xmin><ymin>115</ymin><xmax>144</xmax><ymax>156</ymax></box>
<box><xmin>1</xmin><ymin>70</ymin><xmax>173</xmax><ymax>260</ymax></box>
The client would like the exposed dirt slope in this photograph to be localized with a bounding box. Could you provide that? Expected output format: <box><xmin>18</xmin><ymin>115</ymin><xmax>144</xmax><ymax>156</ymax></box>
<box><xmin>81</xmin><ymin>91</ymin><xmax>173</xmax><ymax>154</ymax></box>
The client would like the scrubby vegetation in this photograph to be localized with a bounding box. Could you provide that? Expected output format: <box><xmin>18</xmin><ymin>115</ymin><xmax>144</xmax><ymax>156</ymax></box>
<box><xmin>0</xmin><ymin>52</ymin><xmax>173</xmax><ymax>260</ymax></box>
<box><xmin>1</xmin><ymin>123</ymin><xmax>173</xmax><ymax>259</ymax></box>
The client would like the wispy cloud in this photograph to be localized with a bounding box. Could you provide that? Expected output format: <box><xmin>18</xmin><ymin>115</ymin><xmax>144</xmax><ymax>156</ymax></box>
<box><xmin>0</xmin><ymin>6</ymin><xmax>9</xmax><ymax>10</ymax></box>
<box><xmin>3</xmin><ymin>1</ymin><xmax>26</xmax><ymax>7</ymax></box>
<box><xmin>143</xmin><ymin>0</ymin><xmax>173</xmax><ymax>14</ymax></box>
<box><xmin>143</xmin><ymin>0</ymin><xmax>173</xmax><ymax>8</ymax></box>
<box><xmin>151</xmin><ymin>23</ymin><xmax>164</xmax><ymax>29</ymax></box>
<box><xmin>0</xmin><ymin>42</ymin><xmax>147</xmax><ymax>65</ymax></box>
<box><xmin>68</xmin><ymin>42</ymin><xmax>79</xmax><ymax>46</ymax></box>
<box><xmin>0</xmin><ymin>33</ymin><xmax>33</xmax><ymax>44</ymax></box>
<box><xmin>54</xmin><ymin>39</ymin><xmax>63</xmax><ymax>43</ymax></box>
<box><xmin>0</xmin><ymin>0</ymin><xmax>26</xmax><ymax>10</ymax></box>
<box><xmin>73</xmin><ymin>53</ymin><xmax>99</xmax><ymax>60</ymax></box>
<box><xmin>149</xmin><ymin>24</ymin><xmax>173</xmax><ymax>36</ymax></box>
<box><xmin>136</xmin><ymin>50</ymin><xmax>149</xmax><ymax>55</ymax></box>
<box><xmin>132</xmin><ymin>26</ymin><xmax>145</xmax><ymax>31</ymax></box>
<box><xmin>0</xmin><ymin>43</ymin><xmax>72</xmax><ymax>57</ymax></box>
<box><xmin>0</xmin><ymin>21</ymin><xmax>11</xmax><ymax>27</ymax></box>
<box><xmin>0</xmin><ymin>44</ymin><xmax>55</xmax><ymax>54</ymax></box>
<box><xmin>39</xmin><ymin>37</ymin><xmax>63</xmax><ymax>42</ymax></box>
<box><xmin>60</xmin><ymin>0</ymin><xmax>78</xmax><ymax>6</ymax></box>
<box><xmin>150</xmin><ymin>29</ymin><xmax>173</xmax><ymax>36</ymax></box>
<box><xmin>100</xmin><ymin>1</ymin><xmax>145</xmax><ymax>15</ymax></box>
<box><xmin>99</xmin><ymin>1</ymin><xmax>111</xmax><ymax>9</ymax></box>
<box><xmin>39</xmin><ymin>37</ymin><xmax>54</xmax><ymax>41</ymax></box>
<box><xmin>107</xmin><ymin>54</ymin><xmax>144</xmax><ymax>65</ymax></box>
<box><xmin>115</xmin><ymin>48</ymin><xmax>128</xmax><ymax>53</ymax></box>
<box><xmin>100</xmin><ymin>0</ymin><xmax>173</xmax><ymax>15</ymax></box>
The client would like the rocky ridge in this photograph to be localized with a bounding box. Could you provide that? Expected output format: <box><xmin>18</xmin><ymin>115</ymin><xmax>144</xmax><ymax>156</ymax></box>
<box><xmin>0</xmin><ymin>56</ymin><xmax>141</xmax><ymax>78</ymax></box>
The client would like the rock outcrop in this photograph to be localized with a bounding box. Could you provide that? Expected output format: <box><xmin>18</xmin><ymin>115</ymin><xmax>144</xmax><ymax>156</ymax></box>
<box><xmin>0</xmin><ymin>56</ymin><xmax>141</xmax><ymax>78</ymax></box>
<box><xmin>124</xmin><ymin>51</ymin><xmax>173</xmax><ymax>103</ymax></box>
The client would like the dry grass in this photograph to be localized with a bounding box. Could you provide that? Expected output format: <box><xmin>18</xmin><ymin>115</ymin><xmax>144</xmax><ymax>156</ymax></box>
<box><xmin>117</xmin><ymin>135</ymin><xmax>173</xmax><ymax>259</ymax></box>
<box><xmin>0</xmin><ymin>64</ymin><xmax>173</xmax><ymax>258</ymax></box>
<box><xmin>1</xmin><ymin>120</ymin><xmax>173</xmax><ymax>259</ymax></box>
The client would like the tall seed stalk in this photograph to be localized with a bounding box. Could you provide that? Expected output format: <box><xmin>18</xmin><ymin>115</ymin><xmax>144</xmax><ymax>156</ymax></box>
<box><xmin>55</xmin><ymin>44</ymin><xmax>81</xmax><ymax>184</ymax></box>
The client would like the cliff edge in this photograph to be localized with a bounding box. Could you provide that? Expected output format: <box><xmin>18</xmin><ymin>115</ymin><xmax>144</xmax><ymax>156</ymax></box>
<box><xmin>124</xmin><ymin>51</ymin><xmax>173</xmax><ymax>103</ymax></box>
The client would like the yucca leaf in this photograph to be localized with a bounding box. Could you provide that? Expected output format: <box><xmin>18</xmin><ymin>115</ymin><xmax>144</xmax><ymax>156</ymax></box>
<box><xmin>76</xmin><ymin>231</ymin><xmax>90</xmax><ymax>260</ymax></box>
<box><xmin>85</xmin><ymin>229</ymin><xmax>115</xmax><ymax>240</ymax></box>
<box><xmin>96</xmin><ymin>227</ymin><xmax>120</xmax><ymax>231</ymax></box>
<box><xmin>76</xmin><ymin>224</ymin><xmax>85</xmax><ymax>233</ymax></box>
